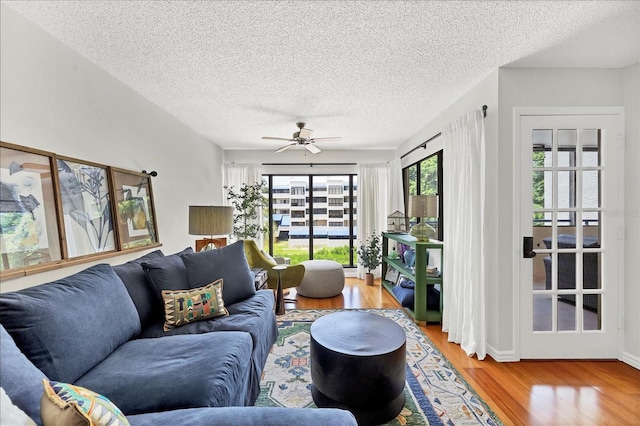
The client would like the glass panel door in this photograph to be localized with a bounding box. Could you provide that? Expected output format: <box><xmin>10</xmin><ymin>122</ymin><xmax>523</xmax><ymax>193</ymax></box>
<box><xmin>519</xmin><ymin>111</ymin><xmax>621</xmax><ymax>359</ymax></box>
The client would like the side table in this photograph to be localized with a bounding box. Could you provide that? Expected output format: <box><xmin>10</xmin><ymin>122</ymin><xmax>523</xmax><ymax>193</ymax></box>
<box><xmin>272</xmin><ymin>265</ymin><xmax>288</xmax><ymax>315</ymax></box>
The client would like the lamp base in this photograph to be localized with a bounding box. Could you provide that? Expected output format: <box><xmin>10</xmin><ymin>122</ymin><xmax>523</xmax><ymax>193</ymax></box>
<box><xmin>410</xmin><ymin>221</ymin><xmax>435</xmax><ymax>242</ymax></box>
<box><xmin>195</xmin><ymin>237</ymin><xmax>227</xmax><ymax>252</ymax></box>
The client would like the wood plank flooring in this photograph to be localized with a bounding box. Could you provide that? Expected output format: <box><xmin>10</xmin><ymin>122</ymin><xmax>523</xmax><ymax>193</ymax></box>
<box><xmin>284</xmin><ymin>277</ymin><xmax>640</xmax><ymax>426</ymax></box>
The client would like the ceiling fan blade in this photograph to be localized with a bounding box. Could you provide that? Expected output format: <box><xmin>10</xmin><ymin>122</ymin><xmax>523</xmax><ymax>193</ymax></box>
<box><xmin>298</xmin><ymin>128</ymin><xmax>313</xmax><ymax>139</ymax></box>
<box><xmin>275</xmin><ymin>143</ymin><xmax>297</xmax><ymax>153</ymax></box>
<box><xmin>304</xmin><ymin>143</ymin><xmax>321</xmax><ymax>154</ymax></box>
<box><xmin>310</xmin><ymin>137</ymin><xmax>341</xmax><ymax>143</ymax></box>
<box><xmin>262</xmin><ymin>137</ymin><xmax>293</xmax><ymax>141</ymax></box>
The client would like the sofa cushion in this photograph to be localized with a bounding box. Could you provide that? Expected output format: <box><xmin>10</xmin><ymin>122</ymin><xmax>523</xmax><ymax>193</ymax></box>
<box><xmin>161</xmin><ymin>279</ymin><xmax>229</xmax><ymax>331</ymax></box>
<box><xmin>75</xmin><ymin>332</ymin><xmax>253</xmax><ymax>415</ymax></box>
<box><xmin>41</xmin><ymin>380</ymin><xmax>129</xmax><ymax>426</ymax></box>
<box><xmin>127</xmin><ymin>407</ymin><xmax>358</xmax><ymax>426</ymax></box>
<box><xmin>142</xmin><ymin>248</ymin><xmax>193</xmax><ymax>306</ymax></box>
<box><xmin>113</xmin><ymin>250</ymin><xmax>164</xmax><ymax>330</ymax></box>
<box><xmin>181</xmin><ymin>241</ymin><xmax>256</xmax><ymax>306</ymax></box>
<box><xmin>137</xmin><ymin>290</ymin><xmax>277</xmax><ymax>405</ymax></box>
<box><xmin>0</xmin><ymin>264</ymin><xmax>140</xmax><ymax>383</ymax></box>
<box><xmin>0</xmin><ymin>325</ymin><xmax>48</xmax><ymax>425</ymax></box>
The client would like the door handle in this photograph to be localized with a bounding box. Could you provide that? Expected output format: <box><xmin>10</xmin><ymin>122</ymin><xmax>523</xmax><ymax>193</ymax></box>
<box><xmin>523</xmin><ymin>236</ymin><xmax>537</xmax><ymax>258</ymax></box>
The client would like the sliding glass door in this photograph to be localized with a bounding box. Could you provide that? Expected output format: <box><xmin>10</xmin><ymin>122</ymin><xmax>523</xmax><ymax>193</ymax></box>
<box><xmin>264</xmin><ymin>174</ymin><xmax>357</xmax><ymax>267</ymax></box>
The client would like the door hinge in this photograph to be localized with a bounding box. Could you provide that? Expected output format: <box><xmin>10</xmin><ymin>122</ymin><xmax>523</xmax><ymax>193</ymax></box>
<box><xmin>617</xmin><ymin>225</ymin><xmax>624</xmax><ymax>240</ymax></box>
<box><xmin>617</xmin><ymin>133</ymin><xmax>624</xmax><ymax>149</ymax></box>
<box><xmin>617</xmin><ymin>315</ymin><xmax>624</xmax><ymax>329</ymax></box>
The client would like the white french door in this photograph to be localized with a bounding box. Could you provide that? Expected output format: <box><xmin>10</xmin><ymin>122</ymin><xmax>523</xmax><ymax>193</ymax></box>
<box><xmin>517</xmin><ymin>108</ymin><xmax>624</xmax><ymax>359</ymax></box>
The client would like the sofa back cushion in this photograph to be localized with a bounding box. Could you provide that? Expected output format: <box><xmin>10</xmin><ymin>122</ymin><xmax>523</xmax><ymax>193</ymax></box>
<box><xmin>141</xmin><ymin>248</ymin><xmax>193</xmax><ymax>309</ymax></box>
<box><xmin>181</xmin><ymin>241</ymin><xmax>256</xmax><ymax>306</ymax></box>
<box><xmin>0</xmin><ymin>264</ymin><xmax>140</xmax><ymax>384</ymax></box>
<box><xmin>0</xmin><ymin>325</ymin><xmax>48</xmax><ymax>425</ymax></box>
<box><xmin>113</xmin><ymin>249</ymin><xmax>164</xmax><ymax>330</ymax></box>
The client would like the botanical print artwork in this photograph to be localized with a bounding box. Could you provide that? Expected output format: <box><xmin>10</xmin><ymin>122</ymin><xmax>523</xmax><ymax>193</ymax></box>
<box><xmin>112</xmin><ymin>169</ymin><xmax>158</xmax><ymax>250</ymax></box>
<box><xmin>57</xmin><ymin>159</ymin><xmax>115</xmax><ymax>257</ymax></box>
<box><xmin>0</xmin><ymin>146</ymin><xmax>61</xmax><ymax>270</ymax></box>
<box><xmin>121</xmin><ymin>184</ymin><xmax>150</xmax><ymax>238</ymax></box>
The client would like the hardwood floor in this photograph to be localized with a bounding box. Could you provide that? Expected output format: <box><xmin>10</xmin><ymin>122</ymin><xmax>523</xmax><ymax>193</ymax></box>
<box><xmin>284</xmin><ymin>277</ymin><xmax>640</xmax><ymax>426</ymax></box>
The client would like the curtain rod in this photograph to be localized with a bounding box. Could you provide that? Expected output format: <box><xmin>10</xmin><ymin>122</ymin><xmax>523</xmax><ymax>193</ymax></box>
<box><xmin>262</xmin><ymin>162</ymin><xmax>356</xmax><ymax>167</ymax></box>
<box><xmin>400</xmin><ymin>104</ymin><xmax>487</xmax><ymax>160</ymax></box>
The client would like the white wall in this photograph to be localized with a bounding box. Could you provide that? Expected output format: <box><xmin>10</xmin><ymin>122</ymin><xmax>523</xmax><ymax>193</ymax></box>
<box><xmin>498</xmin><ymin>67</ymin><xmax>638</xmax><ymax>364</ymax></box>
<box><xmin>396</xmin><ymin>70</ymin><xmax>501</xmax><ymax>355</ymax></box>
<box><xmin>0</xmin><ymin>5</ymin><xmax>225</xmax><ymax>292</ymax></box>
<box><xmin>623</xmin><ymin>63</ymin><xmax>640</xmax><ymax>366</ymax></box>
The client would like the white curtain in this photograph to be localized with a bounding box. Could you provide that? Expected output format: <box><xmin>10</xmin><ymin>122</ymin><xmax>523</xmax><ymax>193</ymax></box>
<box><xmin>356</xmin><ymin>163</ymin><xmax>393</xmax><ymax>279</ymax></box>
<box><xmin>223</xmin><ymin>163</ymin><xmax>264</xmax><ymax>248</ymax></box>
<box><xmin>388</xmin><ymin>158</ymin><xmax>405</xmax><ymax>214</ymax></box>
<box><xmin>442</xmin><ymin>109</ymin><xmax>487</xmax><ymax>360</ymax></box>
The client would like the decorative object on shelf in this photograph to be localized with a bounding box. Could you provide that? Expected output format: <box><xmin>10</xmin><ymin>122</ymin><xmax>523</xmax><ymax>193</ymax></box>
<box><xmin>403</xmin><ymin>248</ymin><xmax>416</xmax><ymax>268</ymax></box>
<box><xmin>384</xmin><ymin>266</ymin><xmax>400</xmax><ymax>284</ymax></box>
<box><xmin>111</xmin><ymin>168</ymin><xmax>159</xmax><ymax>250</ymax></box>
<box><xmin>386</xmin><ymin>211</ymin><xmax>407</xmax><ymax>233</ymax></box>
<box><xmin>224</xmin><ymin>182</ymin><xmax>267</xmax><ymax>240</ymax></box>
<box><xmin>188</xmin><ymin>205</ymin><xmax>234</xmax><ymax>251</ymax></box>
<box><xmin>357</xmin><ymin>231</ymin><xmax>382</xmax><ymax>286</ymax></box>
<box><xmin>409</xmin><ymin>194</ymin><xmax>437</xmax><ymax>242</ymax></box>
<box><xmin>389</xmin><ymin>245</ymin><xmax>398</xmax><ymax>259</ymax></box>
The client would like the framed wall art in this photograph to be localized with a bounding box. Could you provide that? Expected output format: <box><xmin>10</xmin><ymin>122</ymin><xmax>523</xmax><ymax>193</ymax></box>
<box><xmin>56</xmin><ymin>156</ymin><xmax>116</xmax><ymax>258</ymax></box>
<box><xmin>0</xmin><ymin>143</ymin><xmax>62</xmax><ymax>271</ymax></box>
<box><xmin>384</xmin><ymin>266</ymin><xmax>400</xmax><ymax>284</ymax></box>
<box><xmin>111</xmin><ymin>168</ymin><xmax>159</xmax><ymax>250</ymax></box>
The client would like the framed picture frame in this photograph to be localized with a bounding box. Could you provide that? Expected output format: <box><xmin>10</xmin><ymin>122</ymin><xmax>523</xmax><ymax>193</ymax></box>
<box><xmin>385</xmin><ymin>266</ymin><xmax>400</xmax><ymax>284</ymax></box>
<box><xmin>56</xmin><ymin>156</ymin><xmax>116</xmax><ymax>258</ymax></box>
<box><xmin>111</xmin><ymin>168</ymin><xmax>159</xmax><ymax>250</ymax></box>
<box><xmin>0</xmin><ymin>143</ymin><xmax>62</xmax><ymax>271</ymax></box>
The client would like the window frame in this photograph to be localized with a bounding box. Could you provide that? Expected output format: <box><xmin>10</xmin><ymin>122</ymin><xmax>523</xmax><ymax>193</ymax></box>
<box><xmin>402</xmin><ymin>150</ymin><xmax>444</xmax><ymax>241</ymax></box>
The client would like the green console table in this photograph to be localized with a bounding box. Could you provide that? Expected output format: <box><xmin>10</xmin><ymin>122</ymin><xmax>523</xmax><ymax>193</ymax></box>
<box><xmin>381</xmin><ymin>232</ymin><xmax>443</xmax><ymax>324</ymax></box>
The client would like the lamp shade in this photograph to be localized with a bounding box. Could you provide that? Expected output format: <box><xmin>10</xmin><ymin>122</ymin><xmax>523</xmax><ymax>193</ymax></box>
<box><xmin>409</xmin><ymin>195</ymin><xmax>437</xmax><ymax>218</ymax></box>
<box><xmin>188</xmin><ymin>206</ymin><xmax>234</xmax><ymax>236</ymax></box>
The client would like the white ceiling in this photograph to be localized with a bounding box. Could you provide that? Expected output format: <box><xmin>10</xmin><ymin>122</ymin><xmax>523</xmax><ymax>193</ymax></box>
<box><xmin>3</xmin><ymin>1</ymin><xmax>639</xmax><ymax>152</ymax></box>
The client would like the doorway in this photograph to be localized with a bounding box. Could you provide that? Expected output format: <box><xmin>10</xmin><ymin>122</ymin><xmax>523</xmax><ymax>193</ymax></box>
<box><xmin>516</xmin><ymin>108</ymin><xmax>624</xmax><ymax>359</ymax></box>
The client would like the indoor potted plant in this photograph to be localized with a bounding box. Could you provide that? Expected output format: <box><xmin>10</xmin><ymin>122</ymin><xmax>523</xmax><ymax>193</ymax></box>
<box><xmin>224</xmin><ymin>181</ymin><xmax>267</xmax><ymax>240</ymax></box>
<box><xmin>357</xmin><ymin>231</ymin><xmax>382</xmax><ymax>286</ymax></box>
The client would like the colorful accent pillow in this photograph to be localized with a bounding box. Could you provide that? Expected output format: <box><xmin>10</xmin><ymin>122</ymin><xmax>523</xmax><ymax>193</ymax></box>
<box><xmin>161</xmin><ymin>279</ymin><xmax>229</xmax><ymax>331</ymax></box>
<box><xmin>40</xmin><ymin>380</ymin><xmax>129</xmax><ymax>426</ymax></box>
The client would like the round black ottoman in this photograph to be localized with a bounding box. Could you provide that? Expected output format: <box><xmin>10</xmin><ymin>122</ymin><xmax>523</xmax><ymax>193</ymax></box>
<box><xmin>310</xmin><ymin>311</ymin><xmax>406</xmax><ymax>425</ymax></box>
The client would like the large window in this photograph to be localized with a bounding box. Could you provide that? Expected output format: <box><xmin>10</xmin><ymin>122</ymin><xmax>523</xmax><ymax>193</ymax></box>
<box><xmin>263</xmin><ymin>175</ymin><xmax>357</xmax><ymax>266</ymax></box>
<box><xmin>403</xmin><ymin>151</ymin><xmax>443</xmax><ymax>240</ymax></box>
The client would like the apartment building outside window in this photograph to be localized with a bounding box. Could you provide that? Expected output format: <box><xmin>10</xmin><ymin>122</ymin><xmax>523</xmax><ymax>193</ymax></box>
<box><xmin>263</xmin><ymin>175</ymin><xmax>357</xmax><ymax>266</ymax></box>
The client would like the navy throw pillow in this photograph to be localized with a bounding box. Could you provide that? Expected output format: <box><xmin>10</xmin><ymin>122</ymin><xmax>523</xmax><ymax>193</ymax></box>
<box><xmin>113</xmin><ymin>249</ymin><xmax>164</xmax><ymax>330</ymax></box>
<box><xmin>181</xmin><ymin>241</ymin><xmax>256</xmax><ymax>306</ymax></box>
<box><xmin>142</xmin><ymin>247</ymin><xmax>193</xmax><ymax>308</ymax></box>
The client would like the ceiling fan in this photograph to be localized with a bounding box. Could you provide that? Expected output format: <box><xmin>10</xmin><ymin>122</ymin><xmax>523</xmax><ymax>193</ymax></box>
<box><xmin>262</xmin><ymin>122</ymin><xmax>341</xmax><ymax>154</ymax></box>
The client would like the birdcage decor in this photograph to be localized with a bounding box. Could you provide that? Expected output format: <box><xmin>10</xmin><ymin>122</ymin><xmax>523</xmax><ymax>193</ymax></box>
<box><xmin>386</xmin><ymin>211</ymin><xmax>408</xmax><ymax>233</ymax></box>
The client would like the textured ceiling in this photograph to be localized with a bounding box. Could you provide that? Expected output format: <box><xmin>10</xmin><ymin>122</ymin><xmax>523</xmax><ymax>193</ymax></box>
<box><xmin>3</xmin><ymin>1</ymin><xmax>639</xmax><ymax>151</ymax></box>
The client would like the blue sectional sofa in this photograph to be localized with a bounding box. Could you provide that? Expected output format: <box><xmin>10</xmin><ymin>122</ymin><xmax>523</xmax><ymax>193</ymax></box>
<box><xmin>0</xmin><ymin>241</ymin><xmax>356</xmax><ymax>425</ymax></box>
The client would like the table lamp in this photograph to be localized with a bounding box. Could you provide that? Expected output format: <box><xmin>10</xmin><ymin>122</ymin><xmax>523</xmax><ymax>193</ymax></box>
<box><xmin>188</xmin><ymin>206</ymin><xmax>234</xmax><ymax>251</ymax></box>
<box><xmin>409</xmin><ymin>195</ymin><xmax>437</xmax><ymax>242</ymax></box>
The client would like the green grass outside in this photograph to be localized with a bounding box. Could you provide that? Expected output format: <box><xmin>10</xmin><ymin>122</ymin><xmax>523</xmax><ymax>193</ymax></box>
<box><xmin>270</xmin><ymin>241</ymin><xmax>353</xmax><ymax>265</ymax></box>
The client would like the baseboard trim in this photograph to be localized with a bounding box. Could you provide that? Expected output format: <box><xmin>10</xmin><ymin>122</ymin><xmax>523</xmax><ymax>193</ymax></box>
<box><xmin>621</xmin><ymin>351</ymin><xmax>640</xmax><ymax>370</ymax></box>
<box><xmin>487</xmin><ymin>344</ymin><xmax>518</xmax><ymax>362</ymax></box>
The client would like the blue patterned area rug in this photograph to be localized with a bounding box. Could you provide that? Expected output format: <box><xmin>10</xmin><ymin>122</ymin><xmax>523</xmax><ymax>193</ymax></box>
<box><xmin>256</xmin><ymin>309</ymin><xmax>501</xmax><ymax>425</ymax></box>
